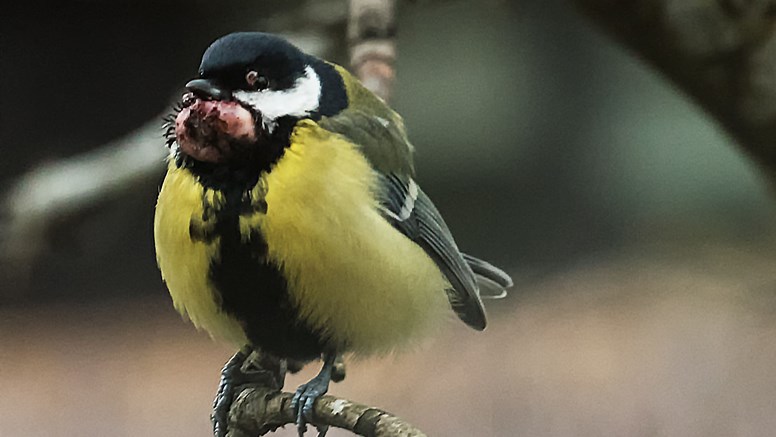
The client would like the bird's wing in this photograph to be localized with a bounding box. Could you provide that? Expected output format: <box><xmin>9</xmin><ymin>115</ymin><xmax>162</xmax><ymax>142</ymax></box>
<box><xmin>318</xmin><ymin>106</ymin><xmax>415</xmax><ymax>175</ymax></box>
<box><xmin>377</xmin><ymin>172</ymin><xmax>488</xmax><ymax>330</ymax></box>
<box><xmin>319</xmin><ymin>107</ymin><xmax>512</xmax><ymax>330</ymax></box>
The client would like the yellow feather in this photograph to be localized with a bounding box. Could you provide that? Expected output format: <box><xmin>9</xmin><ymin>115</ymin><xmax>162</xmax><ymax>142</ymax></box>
<box><xmin>154</xmin><ymin>161</ymin><xmax>248</xmax><ymax>347</ymax></box>
<box><xmin>155</xmin><ymin>120</ymin><xmax>452</xmax><ymax>355</ymax></box>
<box><xmin>257</xmin><ymin>120</ymin><xmax>451</xmax><ymax>355</ymax></box>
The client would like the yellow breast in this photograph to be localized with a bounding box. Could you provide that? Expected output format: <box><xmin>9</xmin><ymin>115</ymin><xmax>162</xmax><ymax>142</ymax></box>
<box><xmin>155</xmin><ymin>120</ymin><xmax>451</xmax><ymax>355</ymax></box>
<box><xmin>253</xmin><ymin>120</ymin><xmax>451</xmax><ymax>355</ymax></box>
<box><xmin>154</xmin><ymin>162</ymin><xmax>248</xmax><ymax>346</ymax></box>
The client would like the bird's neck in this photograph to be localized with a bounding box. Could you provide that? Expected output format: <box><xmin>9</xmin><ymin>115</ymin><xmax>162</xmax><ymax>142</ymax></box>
<box><xmin>175</xmin><ymin>116</ymin><xmax>295</xmax><ymax>192</ymax></box>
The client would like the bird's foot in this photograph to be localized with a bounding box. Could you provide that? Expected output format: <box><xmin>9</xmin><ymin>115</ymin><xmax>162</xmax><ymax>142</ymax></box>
<box><xmin>290</xmin><ymin>354</ymin><xmax>336</xmax><ymax>437</ymax></box>
<box><xmin>212</xmin><ymin>347</ymin><xmax>286</xmax><ymax>437</ymax></box>
<box><xmin>212</xmin><ymin>349</ymin><xmax>248</xmax><ymax>437</ymax></box>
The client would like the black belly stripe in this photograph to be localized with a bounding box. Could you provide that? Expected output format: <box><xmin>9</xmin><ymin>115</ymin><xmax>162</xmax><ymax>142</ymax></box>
<box><xmin>206</xmin><ymin>184</ymin><xmax>326</xmax><ymax>361</ymax></box>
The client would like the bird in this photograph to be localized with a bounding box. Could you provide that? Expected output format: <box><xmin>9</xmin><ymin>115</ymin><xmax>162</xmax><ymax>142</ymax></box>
<box><xmin>155</xmin><ymin>31</ymin><xmax>512</xmax><ymax>436</ymax></box>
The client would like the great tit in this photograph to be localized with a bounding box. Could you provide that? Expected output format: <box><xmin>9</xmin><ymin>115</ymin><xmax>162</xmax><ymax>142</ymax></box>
<box><xmin>155</xmin><ymin>32</ymin><xmax>512</xmax><ymax>436</ymax></box>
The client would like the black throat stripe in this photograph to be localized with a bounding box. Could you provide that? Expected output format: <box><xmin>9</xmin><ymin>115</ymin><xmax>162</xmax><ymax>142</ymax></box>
<box><xmin>200</xmin><ymin>182</ymin><xmax>326</xmax><ymax>361</ymax></box>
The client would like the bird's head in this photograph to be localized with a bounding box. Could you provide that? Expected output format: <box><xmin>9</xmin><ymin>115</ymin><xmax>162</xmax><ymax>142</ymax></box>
<box><xmin>166</xmin><ymin>32</ymin><xmax>347</xmax><ymax>184</ymax></box>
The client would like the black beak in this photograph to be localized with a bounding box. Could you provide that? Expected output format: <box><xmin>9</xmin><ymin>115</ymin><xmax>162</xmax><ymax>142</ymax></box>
<box><xmin>185</xmin><ymin>79</ymin><xmax>231</xmax><ymax>100</ymax></box>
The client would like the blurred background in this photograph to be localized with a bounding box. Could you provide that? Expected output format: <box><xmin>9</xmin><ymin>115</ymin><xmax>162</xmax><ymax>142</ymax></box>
<box><xmin>4</xmin><ymin>0</ymin><xmax>776</xmax><ymax>436</ymax></box>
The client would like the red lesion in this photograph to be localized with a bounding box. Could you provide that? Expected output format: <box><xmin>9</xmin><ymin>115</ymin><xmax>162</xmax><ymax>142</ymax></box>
<box><xmin>175</xmin><ymin>99</ymin><xmax>258</xmax><ymax>163</ymax></box>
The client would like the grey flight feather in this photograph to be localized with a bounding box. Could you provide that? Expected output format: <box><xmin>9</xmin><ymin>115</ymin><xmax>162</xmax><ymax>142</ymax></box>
<box><xmin>378</xmin><ymin>173</ymin><xmax>489</xmax><ymax>330</ymax></box>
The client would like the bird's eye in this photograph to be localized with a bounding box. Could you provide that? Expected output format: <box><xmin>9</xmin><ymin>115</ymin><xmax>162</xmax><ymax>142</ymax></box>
<box><xmin>246</xmin><ymin>71</ymin><xmax>269</xmax><ymax>90</ymax></box>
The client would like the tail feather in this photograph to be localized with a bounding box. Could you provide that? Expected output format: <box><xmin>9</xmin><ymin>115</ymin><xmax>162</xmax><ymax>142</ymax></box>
<box><xmin>474</xmin><ymin>275</ymin><xmax>508</xmax><ymax>299</ymax></box>
<box><xmin>462</xmin><ymin>253</ymin><xmax>512</xmax><ymax>299</ymax></box>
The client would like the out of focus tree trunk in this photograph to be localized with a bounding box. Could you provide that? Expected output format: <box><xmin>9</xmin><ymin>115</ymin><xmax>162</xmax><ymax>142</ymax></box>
<box><xmin>576</xmin><ymin>0</ymin><xmax>776</xmax><ymax>180</ymax></box>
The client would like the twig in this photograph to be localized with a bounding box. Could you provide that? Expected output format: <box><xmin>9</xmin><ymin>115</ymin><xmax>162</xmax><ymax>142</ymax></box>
<box><xmin>226</xmin><ymin>389</ymin><xmax>427</xmax><ymax>437</ymax></box>
<box><xmin>574</xmin><ymin>0</ymin><xmax>776</xmax><ymax>179</ymax></box>
<box><xmin>222</xmin><ymin>349</ymin><xmax>425</xmax><ymax>436</ymax></box>
<box><xmin>348</xmin><ymin>0</ymin><xmax>398</xmax><ymax>101</ymax></box>
<box><xmin>0</xmin><ymin>116</ymin><xmax>168</xmax><ymax>285</ymax></box>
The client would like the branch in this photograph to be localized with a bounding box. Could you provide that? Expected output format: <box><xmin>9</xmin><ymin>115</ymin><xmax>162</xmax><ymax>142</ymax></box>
<box><xmin>219</xmin><ymin>349</ymin><xmax>424</xmax><ymax>436</ymax></box>
<box><xmin>226</xmin><ymin>389</ymin><xmax>427</xmax><ymax>437</ymax></box>
<box><xmin>0</xmin><ymin>116</ymin><xmax>168</xmax><ymax>288</ymax></box>
<box><xmin>348</xmin><ymin>0</ymin><xmax>398</xmax><ymax>101</ymax></box>
<box><xmin>574</xmin><ymin>0</ymin><xmax>776</xmax><ymax>177</ymax></box>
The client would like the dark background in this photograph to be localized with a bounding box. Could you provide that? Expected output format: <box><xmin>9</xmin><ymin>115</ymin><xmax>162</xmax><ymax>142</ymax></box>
<box><xmin>3</xmin><ymin>1</ymin><xmax>776</xmax><ymax>436</ymax></box>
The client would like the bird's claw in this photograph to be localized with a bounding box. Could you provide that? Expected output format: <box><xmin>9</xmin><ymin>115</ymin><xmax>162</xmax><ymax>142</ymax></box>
<box><xmin>291</xmin><ymin>377</ymin><xmax>329</xmax><ymax>436</ymax></box>
<box><xmin>291</xmin><ymin>352</ymin><xmax>338</xmax><ymax>437</ymax></box>
<box><xmin>212</xmin><ymin>348</ymin><xmax>286</xmax><ymax>437</ymax></box>
<box><xmin>212</xmin><ymin>350</ymin><xmax>248</xmax><ymax>437</ymax></box>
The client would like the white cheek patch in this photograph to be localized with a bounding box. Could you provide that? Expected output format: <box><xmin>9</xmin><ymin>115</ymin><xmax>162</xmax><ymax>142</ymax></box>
<box><xmin>233</xmin><ymin>65</ymin><xmax>321</xmax><ymax>132</ymax></box>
